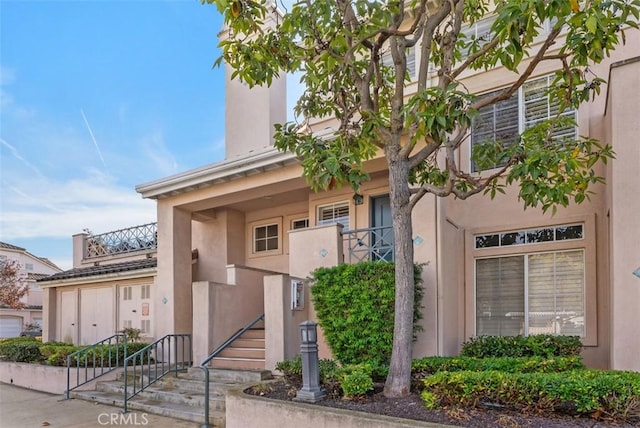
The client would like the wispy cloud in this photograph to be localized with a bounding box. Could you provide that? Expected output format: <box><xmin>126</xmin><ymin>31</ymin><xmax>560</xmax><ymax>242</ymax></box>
<box><xmin>1</xmin><ymin>171</ymin><xmax>155</xmax><ymax>241</ymax></box>
<box><xmin>0</xmin><ymin>138</ymin><xmax>43</xmax><ymax>177</ymax></box>
<box><xmin>141</xmin><ymin>131</ymin><xmax>178</xmax><ymax>176</ymax></box>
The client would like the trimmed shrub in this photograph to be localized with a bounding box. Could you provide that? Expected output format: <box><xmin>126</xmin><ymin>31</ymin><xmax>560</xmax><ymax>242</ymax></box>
<box><xmin>421</xmin><ymin>369</ymin><xmax>640</xmax><ymax>422</ymax></box>
<box><xmin>460</xmin><ymin>335</ymin><xmax>582</xmax><ymax>358</ymax></box>
<box><xmin>0</xmin><ymin>341</ymin><xmax>42</xmax><ymax>362</ymax></box>
<box><xmin>412</xmin><ymin>355</ymin><xmax>584</xmax><ymax>376</ymax></box>
<box><xmin>340</xmin><ymin>363</ymin><xmax>374</xmax><ymax>398</ymax></box>
<box><xmin>310</xmin><ymin>261</ymin><xmax>424</xmax><ymax>372</ymax></box>
<box><xmin>275</xmin><ymin>355</ymin><xmax>341</xmax><ymax>384</ymax></box>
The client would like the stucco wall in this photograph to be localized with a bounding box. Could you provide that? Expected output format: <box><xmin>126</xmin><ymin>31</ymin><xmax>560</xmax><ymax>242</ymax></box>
<box><xmin>0</xmin><ymin>362</ymin><xmax>121</xmax><ymax>395</ymax></box>
<box><xmin>226</xmin><ymin>389</ymin><xmax>443</xmax><ymax>428</ymax></box>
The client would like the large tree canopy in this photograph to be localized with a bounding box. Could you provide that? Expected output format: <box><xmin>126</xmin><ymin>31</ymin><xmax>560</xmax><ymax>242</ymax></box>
<box><xmin>204</xmin><ymin>0</ymin><xmax>639</xmax><ymax>396</ymax></box>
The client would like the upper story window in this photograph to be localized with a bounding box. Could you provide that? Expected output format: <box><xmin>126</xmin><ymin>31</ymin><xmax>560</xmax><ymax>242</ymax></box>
<box><xmin>471</xmin><ymin>75</ymin><xmax>577</xmax><ymax>172</ymax></box>
<box><xmin>317</xmin><ymin>202</ymin><xmax>350</xmax><ymax>230</ymax></box>
<box><xmin>291</xmin><ymin>218</ymin><xmax>309</xmax><ymax>230</ymax></box>
<box><xmin>382</xmin><ymin>46</ymin><xmax>416</xmax><ymax>79</ymax></box>
<box><xmin>122</xmin><ymin>286</ymin><xmax>132</xmax><ymax>301</ymax></box>
<box><xmin>461</xmin><ymin>15</ymin><xmax>496</xmax><ymax>49</ymax></box>
<box><xmin>24</xmin><ymin>263</ymin><xmax>34</xmax><ymax>271</ymax></box>
<box><xmin>254</xmin><ymin>223</ymin><xmax>279</xmax><ymax>253</ymax></box>
<box><xmin>475</xmin><ymin>224</ymin><xmax>583</xmax><ymax>249</ymax></box>
<box><xmin>141</xmin><ymin>284</ymin><xmax>150</xmax><ymax>300</ymax></box>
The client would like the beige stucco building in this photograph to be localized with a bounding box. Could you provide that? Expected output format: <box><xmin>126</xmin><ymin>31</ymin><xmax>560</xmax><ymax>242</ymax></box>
<box><xmin>38</xmin><ymin>225</ymin><xmax>157</xmax><ymax>345</ymax></box>
<box><xmin>0</xmin><ymin>242</ymin><xmax>61</xmax><ymax>338</ymax></box>
<box><xmin>40</xmin><ymin>11</ymin><xmax>639</xmax><ymax>372</ymax></box>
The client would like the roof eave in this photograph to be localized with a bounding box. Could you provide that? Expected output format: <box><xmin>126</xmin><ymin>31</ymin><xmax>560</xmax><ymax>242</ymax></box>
<box><xmin>135</xmin><ymin>148</ymin><xmax>299</xmax><ymax>200</ymax></box>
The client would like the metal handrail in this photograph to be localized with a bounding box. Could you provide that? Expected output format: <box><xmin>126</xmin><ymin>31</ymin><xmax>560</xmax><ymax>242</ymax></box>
<box><xmin>123</xmin><ymin>334</ymin><xmax>192</xmax><ymax>413</ymax></box>
<box><xmin>199</xmin><ymin>313</ymin><xmax>265</xmax><ymax>428</ymax></box>
<box><xmin>65</xmin><ymin>334</ymin><xmax>127</xmax><ymax>399</ymax></box>
<box><xmin>342</xmin><ymin>225</ymin><xmax>394</xmax><ymax>263</ymax></box>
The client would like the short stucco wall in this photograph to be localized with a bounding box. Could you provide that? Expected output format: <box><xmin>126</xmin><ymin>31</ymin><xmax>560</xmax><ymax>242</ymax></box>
<box><xmin>225</xmin><ymin>389</ymin><xmax>444</xmax><ymax>428</ymax></box>
<box><xmin>0</xmin><ymin>362</ymin><xmax>121</xmax><ymax>394</ymax></box>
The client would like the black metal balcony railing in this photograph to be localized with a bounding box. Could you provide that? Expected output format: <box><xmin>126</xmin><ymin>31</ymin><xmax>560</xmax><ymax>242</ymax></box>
<box><xmin>343</xmin><ymin>225</ymin><xmax>394</xmax><ymax>263</ymax></box>
<box><xmin>85</xmin><ymin>222</ymin><xmax>157</xmax><ymax>259</ymax></box>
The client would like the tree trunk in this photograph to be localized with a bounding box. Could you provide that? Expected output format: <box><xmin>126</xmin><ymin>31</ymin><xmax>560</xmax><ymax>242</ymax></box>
<box><xmin>383</xmin><ymin>154</ymin><xmax>415</xmax><ymax>397</ymax></box>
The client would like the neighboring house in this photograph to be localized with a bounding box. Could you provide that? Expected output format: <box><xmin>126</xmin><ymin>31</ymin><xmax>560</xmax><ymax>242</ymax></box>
<box><xmin>38</xmin><ymin>224</ymin><xmax>157</xmax><ymax>345</ymax></box>
<box><xmin>0</xmin><ymin>242</ymin><xmax>62</xmax><ymax>338</ymax></box>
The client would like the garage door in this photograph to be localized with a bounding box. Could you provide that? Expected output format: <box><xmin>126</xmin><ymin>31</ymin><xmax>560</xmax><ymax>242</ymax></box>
<box><xmin>0</xmin><ymin>316</ymin><xmax>22</xmax><ymax>338</ymax></box>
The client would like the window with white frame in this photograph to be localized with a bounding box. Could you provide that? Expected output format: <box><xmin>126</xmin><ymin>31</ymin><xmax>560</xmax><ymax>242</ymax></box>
<box><xmin>141</xmin><ymin>319</ymin><xmax>150</xmax><ymax>334</ymax></box>
<box><xmin>471</xmin><ymin>75</ymin><xmax>577</xmax><ymax>172</ymax></box>
<box><xmin>461</xmin><ymin>15</ymin><xmax>497</xmax><ymax>49</ymax></box>
<box><xmin>122</xmin><ymin>286</ymin><xmax>132</xmax><ymax>301</ymax></box>
<box><xmin>291</xmin><ymin>218</ymin><xmax>309</xmax><ymax>230</ymax></box>
<box><xmin>317</xmin><ymin>202</ymin><xmax>350</xmax><ymax>230</ymax></box>
<box><xmin>382</xmin><ymin>46</ymin><xmax>416</xmax><ymax>79</ymax></box>
<box><xmin>475</xmin><ymin>225</ymin><xmax>585</xmax><ymax>338</ymax></box>
<box><xmin>253</xmin><ymin>223</ymin><xmax>279</xmax><ymax>253</ymax></box>
<box><xmin>24</xmin><ymin>263</ymin><xmax>34</xmax><ymax>271</ymax></box>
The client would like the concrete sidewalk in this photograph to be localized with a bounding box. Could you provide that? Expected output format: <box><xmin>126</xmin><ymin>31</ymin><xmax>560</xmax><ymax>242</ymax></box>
<box><xmin>0</xmin><ymin>383</ymin><xmax>198</xmax><ymax>428</ymax></box>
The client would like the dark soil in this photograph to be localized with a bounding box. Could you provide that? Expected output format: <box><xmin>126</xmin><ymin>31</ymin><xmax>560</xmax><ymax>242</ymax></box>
<box><xmin>246</xmin><ymin>379</ymin><xmax>640</xmax><ymax>428</ymax></box>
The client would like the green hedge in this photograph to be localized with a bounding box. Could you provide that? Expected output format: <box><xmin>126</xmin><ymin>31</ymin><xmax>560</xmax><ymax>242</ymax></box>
<box><xmin>460</xmin><ymin>335</ymin><xmax>582</xmax><ymax>358</ymax></box>
<box><xmin>421</xmin><ymin>369</ymin><xmax>640</xmax><ymax>422</ymax></box>
<box><xmin>0</xmin><ymin>337</ymin><xmax>151</xmax><ymax>366</ymax></box>
<box><xmin>412</xmin><ymin>356</ymin><xmax>585</xmax><ymax>376</ymax></box>
<box><xmin>310</xmin><ymin>261</ymin><xmax>424</xmax><ymax>371</ymax></box>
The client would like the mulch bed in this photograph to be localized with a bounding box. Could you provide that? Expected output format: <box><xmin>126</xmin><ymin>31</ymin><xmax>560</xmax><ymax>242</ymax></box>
<box><xmin>246</xmin><ymin>379</ymin><xmax>640</xmax><ymax>428</ymax></box>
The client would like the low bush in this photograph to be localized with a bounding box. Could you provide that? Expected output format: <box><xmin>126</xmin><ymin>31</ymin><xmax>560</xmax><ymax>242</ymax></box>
<box><xmin>412</xmin><ymin>355</ymin><xmax>584</xmax><ymax>376</ymax></box>
<box><xmin>421</xmin><ymin>369</ymin><xmax>640</xmax><ymax>422</ymax></box>
<box><xmin>340</xmin><ymin>363</ymin><xmax>374</xmax><ymax>398</ymax></box>
<box><xmin>460</xmin><ymin>335</ymin><xmax>582</xmax><ymax>358</ymax></box>
<box><xmin>275</xmin><ymin>355</ymin><xmax>341</xmax><ymax>384</ymax></box>
<box><xmin>0</xmin><ymin>338</ymin><xmax>152</xmax><ymax>366</ymax></box>
<box><xmin>0</xmin><ymin>340</ymin><xmax>42</xmax><ymax>362</ymax></box>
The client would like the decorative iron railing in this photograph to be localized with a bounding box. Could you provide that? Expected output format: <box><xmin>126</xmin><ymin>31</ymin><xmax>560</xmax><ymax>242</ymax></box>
<box><xmin>123</xmin><ymin>334</ymin><xmax>192</xmax><ymax>413</ymax></box>
<box><xmin>85</xmin><ymin>222</ymin><xmax>157</xmax><ymax>259</ymax></box>
<box><xmin>199</xmin><ymin>313</ymin><xmax>265</xmax><ymax>428</ymax></box>
<box><xmin>342</xmin><ymin>225</ymin><xmax>394</xmax><ymax>263</ymax></box>
<box><xmin>65</xmin><ymin>334</ymin><xmax>128</xmax><ymax>399</ymax></box>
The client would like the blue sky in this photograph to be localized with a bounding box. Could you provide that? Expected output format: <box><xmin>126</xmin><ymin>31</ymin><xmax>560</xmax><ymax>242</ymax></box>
<box><xmin>1</xmin><ymin>0</ymin><xmax>228</xmax><ymax>269</ymax></box>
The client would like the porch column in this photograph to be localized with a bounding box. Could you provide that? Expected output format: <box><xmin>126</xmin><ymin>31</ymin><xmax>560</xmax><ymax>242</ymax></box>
<box><xmin>155</xmin><ymin>203</ymin><xmax>193</xmax><ymax>339</ymax></box>
<box><xmin>608</xmin><ymin>59</ymin><xmax>640</xmax><ymax>371</ymax></box>
<box><xmin>42</xmin><ymin>287</ymin><xmax>57</xmax><ymax>342</ymax></box>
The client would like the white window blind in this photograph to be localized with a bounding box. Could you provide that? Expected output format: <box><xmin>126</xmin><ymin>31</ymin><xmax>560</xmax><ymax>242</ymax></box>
<box><xmin>476</xmin><ymin>256</ymin><xmax>525</xmax><ymax>336</ymax></box>
<box><xmin>318</xmin><ymin>202</ymin><xmax>350</xmax><ymax>230</ymax></box>
<box><xmin>476</xmin><ymin>249</ymin><xmax>585</xmax><ymax>337</ymax></box>
<box><xmin>528</xmin><ymin>250</ymin><xmax>584</xmax><ymax>336</ymax></box>
<box><xmin>523</xmin><ymin>76</ymin><xmax>577</xmax><ymax>140</ymax></box>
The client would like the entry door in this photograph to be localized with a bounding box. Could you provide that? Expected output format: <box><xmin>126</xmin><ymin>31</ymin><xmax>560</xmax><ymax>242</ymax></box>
<box><xmin>371</xmin><ymin>195</ymin><xmax>394</xmax><ymax>261</ymax></box>
<box><xmin>60</xmin><ymin>290</ymin><xmax>78</xmax><ymax>343</ymax></box>
<box><xmin>80</xmin><ymin>288</ymin><xmax>114</xmax><ymax>344</ymax></box>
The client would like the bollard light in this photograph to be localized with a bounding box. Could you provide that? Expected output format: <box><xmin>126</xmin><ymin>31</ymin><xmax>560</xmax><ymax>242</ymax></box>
<box><xmin>300</xmin><ymin>320</ymin><xmax>317</xmax><ymax>344</ymax></box>
<box><xmin>295</xmin><ymin>320</ymin><xmax>326</xmax><ymax>403</ymax></box>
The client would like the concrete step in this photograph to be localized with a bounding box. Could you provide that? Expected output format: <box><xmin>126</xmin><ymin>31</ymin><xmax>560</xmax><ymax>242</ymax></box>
<box><xmin>209</xmin><ymin>357</ymin><xmax>266</xmax><ymax>370</ymax></box>
<box><xmin>231</xmin><ymin>338</ymin><xmax>265</xmax><ymax>348</ymax></box>
<box><xmin>239</xmin><ymin>328</ymin><xmax>264</xmax><ymax>340</ymax></box>
<box><xmin>217</xmin><ymin>347</ymin><xmax>265</xmax><ymax>359</ymax></box>
<box><xmin>70</xmin><ymin>389</ymin><xmax>225</xmax><ymax>427</ymax></box>
<box><xmin>97</xmin><ymin>380</ymin><xmax>228</xmax><ymax>408</ymax></box>
<box><xmin>115</xmin><ymin>371</ymin><xmax>243</xmax><ymax>395</ymax></box>
<box><xmin>187</xmin><ymin>367</ymin><xmax>272</xmax><ymax>383</ymax></box>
